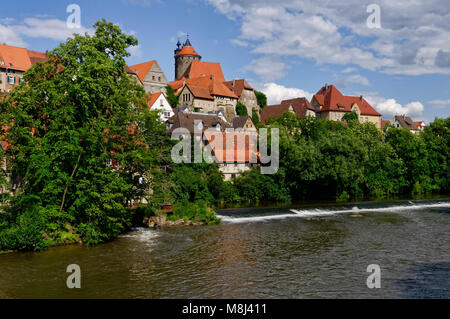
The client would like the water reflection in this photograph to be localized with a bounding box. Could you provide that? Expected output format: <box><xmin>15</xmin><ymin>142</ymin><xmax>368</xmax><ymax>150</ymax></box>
<box><xmin>0</xmin><ymin>199</ymin><xmax>449</xmax><ymax>299</ymax></box>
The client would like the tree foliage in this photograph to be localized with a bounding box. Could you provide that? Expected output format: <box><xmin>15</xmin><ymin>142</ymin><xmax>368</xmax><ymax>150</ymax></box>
<box><xmin>254</xmin><ymin>91</ymin><xmax>267</xmax><ymax>109</ymax></box>
<box><xmin>236</xmin><ymin>102</ymin><xmax>248</xmax><ymax>116</ymax></box>
<box><xmin>0</xmin><ymin>20</ymin><xmax>171</xmax><ymax>249</ymax></box>
<box><xmin>165</xmin><ymin>84</ymin><xmax>179</xmax><ymax>108</ymax></box>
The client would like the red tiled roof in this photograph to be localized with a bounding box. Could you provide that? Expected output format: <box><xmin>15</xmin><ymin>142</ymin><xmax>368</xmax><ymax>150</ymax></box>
<box><xmin>169</xmin><ymin>77</ymin><xmax>187</xmax><ymax>93</ymax></box>
<box><xmin>381</xmin><ymin>120</ymin><xmax>391</xmax><ymax>127</ymax></box>
<box><xmin>261</xmin><ymin>97</ymin><xmax>314</xmax><ymax>124</ymax></box>
<box><xmin>314</xmin><ymin>85</ymin><xmax>381</xmax><ymax>116</ymax></box>
<box><xmin>183</xmin><ymin>61</ymin><xmax>225</xmax><ymax>82</ymax></box>
<box><xmin>129</xmin><ymin>60</ymin><xmax>155</xmax><ymax>82</ymax></box>
<box><xmin>224</xmin><ymin>79</ymin><xmax>254</xmax><ymax>98</ymax></box>
<box><xmin>147</xmin><ymin>92</ymin><xmax>174</xmax><ymax>112</ymax></box>
<box><xmin>147</xmin><ymin>92</ymin><xmax>164</xmax><ymax>107</ymax></box>
<box><xmin>0</xmin><ymin>44</ymin><xmax>47</xmax><ymax>72</ymax></box>
<box><xmin>27</xmin><ymin>49</ymin><xmax>48</xmax><ymax>65</ymax></box>
<box><xmin>183</xmin><ymin>76</ymin><xmax>238</xmax><ymax>100</ymax></box>
<box><xmin>204</xmin><ymin>131</ymin><xmax>258</xmax><ymax>163</ymax></box>
<box><xmin>176</xmin><ymin>45</ymin><xmax>201</xmax><ymax>57</ymax></box>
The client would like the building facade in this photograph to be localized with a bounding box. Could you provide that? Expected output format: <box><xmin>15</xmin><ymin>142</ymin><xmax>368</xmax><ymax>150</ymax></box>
<box><xmin>0</xmin><ymin>44</ymin><xmax>47</xmax><ymax>93</ymax></box>
<box><xmin>129</xmin><ymin>60</ymin><xmax>169</xmax><ymax>94</ymax></box>
<box><xmin>311</xmin><ymin>84</ymin><xmax>382</xmax><ymax>129</ymax></box>
<box><xmin>224</xmin><ymin>79</ymin><xmax>259</xmax><ymax>116</ymax></box>
<box><xmin>147</xmin><ymin>92</ymin><xmax>175</xmax><ymax>122</ymax></box>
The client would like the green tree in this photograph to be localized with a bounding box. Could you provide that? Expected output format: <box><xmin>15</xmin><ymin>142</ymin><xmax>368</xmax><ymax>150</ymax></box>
<box><xmin>252</xmin><ymin>108</ymin><xmax>260</xmax><ymax>128</ymax></box>
<box><xmin>236</xmin><ymin>102</ymin><xmax>248</xmax><ymax>116</ymax></box>
<box><xmin>255</xmin><ymin>91</ymin><xmax>267</xmax><ymax>109</ymax></box>
<box><xmin>165</xmin><ymin>84</ymin><xmax>179</xmax><ymax>108</ymax></box>
<box><xmin>342</xmin><ymin>112</ymin><xmax>358</xmax><ymax>123</ymax></box>
<box><xmin>0</xmin><ymin>20</ymin><xmax>162</xmax><ymax>249</ymax></box>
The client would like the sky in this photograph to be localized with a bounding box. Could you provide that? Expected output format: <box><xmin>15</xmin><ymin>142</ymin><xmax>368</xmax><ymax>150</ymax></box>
<box><xmin>1</xmin><ymin>0</ymin><xmax>449</xmax><ymax>122</ymax></box>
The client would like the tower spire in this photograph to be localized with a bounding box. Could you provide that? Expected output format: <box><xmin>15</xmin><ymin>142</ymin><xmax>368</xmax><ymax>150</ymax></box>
<box><xmin>184</xmin><ymin>34</ymin><xmax>192</xmax><ymax>47</ymax></box>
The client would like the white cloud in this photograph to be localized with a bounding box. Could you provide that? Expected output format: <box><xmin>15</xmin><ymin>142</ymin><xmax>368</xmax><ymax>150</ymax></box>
<box><xmin>207</xmin><ymin>0</ymin><xmax>450</xmax><ymax>76</ymax></box>
<box><xmin>428</xmin><ymin>99</ymin><xmax>450</xmax><ymax>109</ymax></box>
<box><xmin>0</xmin><ymin>17</ymin><xmax>93</xmax><ymax>47</ymax></box>
<box><xmin>255</xmin><ymin>82</ymin><xmax>313</xmax><ymax>105</ymax></box>
<box><xmin>334</xmin><ymin>74</ymin><xmax>371</xmax><ymax>89</ymax></box>
<box><xmin>244</xmin><ymin>57</ymin><xmax>290</xmax><ymax>81</ymax></box>
<box><xmin>0</xmin><ymin>24</ymin><xmax>26</xmax><ymax>46</ymax></box>
<box><xmin>363</xmin><ymin>93</ymin><xmax>425</xmax><ymax>119</ymax></box>
<box><xmin>15</xmin><ymin>18</ymin><xmax>92</xmax><ymax>41</ymax></box>
<box><xmin>127</xmin><ymin>44</ymin><xmax>143</xmax><ymax>58</ymax></box>
<box><xmin>342</xmin><ymin>67</ymin><xmax>358</xmax><ymax>74</ymax></box>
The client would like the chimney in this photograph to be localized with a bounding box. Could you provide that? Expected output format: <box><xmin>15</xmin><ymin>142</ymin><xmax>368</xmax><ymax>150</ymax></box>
<box><xmin>325</xmin><ymin>83</ymin><xmax>328</xmax><ymax>90</ymax></box>
<box><xmin>360</xmin><ymin>95</ymin><xmax>363</xmax><ymax>101</ymax></box>
<box><xmin>210</xmin><ymin>75</ymin><xmax>214</xmax><ymax>80</ymax></box>
<box><xmin>232</xmin><ymin>80</ymin><xmax>235</xmax><ymax>87</ymax></box>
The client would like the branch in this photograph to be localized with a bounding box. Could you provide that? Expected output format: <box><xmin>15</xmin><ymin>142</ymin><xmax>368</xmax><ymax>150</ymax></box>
<box><xmin>59</xmin><ymin>148</ymin><xmax>83</xmax><ymax>213</ymax></box>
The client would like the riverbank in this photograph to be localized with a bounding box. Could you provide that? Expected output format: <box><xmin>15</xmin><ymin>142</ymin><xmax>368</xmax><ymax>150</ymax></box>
<box><xmin>1</xmin><ymin>198</ymin><xmax>449</xmax><ymax>298</ymax></box>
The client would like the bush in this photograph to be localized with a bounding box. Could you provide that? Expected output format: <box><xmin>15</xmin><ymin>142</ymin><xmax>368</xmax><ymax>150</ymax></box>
<box><xmin>236</xmin><ymin>102</ymin><xmax>248</xmax><ymax>116</ymax></box>
<box><xmin>170</xmin><ymin>200</ymin><xmax>220</xmax><ymax>225</ymax></box>
<box><xmin>0</xmin><ymin>208</ymin><xmax>47</xmax><ymax>252</ymax></box>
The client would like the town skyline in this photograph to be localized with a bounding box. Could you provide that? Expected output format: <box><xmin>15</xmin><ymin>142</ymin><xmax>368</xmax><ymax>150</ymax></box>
<box><xmin>1</xmin><ymin>0</ymin><xmax>449</xmax><ymax>123</ymax></box>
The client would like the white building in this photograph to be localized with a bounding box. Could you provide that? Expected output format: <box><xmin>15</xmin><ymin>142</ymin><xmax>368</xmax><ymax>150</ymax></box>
<box><xmin>147</xmin><ymin>92</ymin><xmax>175</xmax><ymax>122</ymax></box>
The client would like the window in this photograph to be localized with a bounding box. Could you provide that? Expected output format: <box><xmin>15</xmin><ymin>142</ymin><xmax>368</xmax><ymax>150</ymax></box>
<box><xmin>152</xmin><ymin>76</ymin><xmax>155</xmax><ymax>81</ymax></box>
<box><xmin>158</xmin><ymin>77</ymin><xmax>161</xmax><ymax>82</ymax></box>
<box><xmin>7</xmin><ymin>76</ymin><xmax>14</xmax><ymax>85</ymax></box>
<box><xmin>106</xmin><ymin>159</ymin><xmax>112</xmax><ymax>166</ymax></box>
<box><xmin>164</xmin><ymin>111</ymin><xmax>171</xmax><ymax>117</ymax></box>
<box><xmin>19</xmin><ymin>78</ymin><xmax>24</xmax><ymax>84</ymax></box>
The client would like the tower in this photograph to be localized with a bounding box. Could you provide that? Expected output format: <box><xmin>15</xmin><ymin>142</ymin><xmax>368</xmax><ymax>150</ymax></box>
<box><xmin>174</xmin><ymin>37</ymin><xmax>201</xmax><ymax>81</ymax></box>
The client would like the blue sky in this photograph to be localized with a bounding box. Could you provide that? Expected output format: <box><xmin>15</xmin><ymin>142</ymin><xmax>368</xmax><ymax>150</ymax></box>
<box><xmin>1</xmin><ymin>0</ymin><xmax>449</xmax><ymax>122</ymax></box>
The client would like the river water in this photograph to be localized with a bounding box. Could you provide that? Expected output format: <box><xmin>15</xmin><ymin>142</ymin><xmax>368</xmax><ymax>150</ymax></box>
<box><xmin>0</xmin><ymin>198</ymin><xmax>449</xmax><ymax>299</ymax></box>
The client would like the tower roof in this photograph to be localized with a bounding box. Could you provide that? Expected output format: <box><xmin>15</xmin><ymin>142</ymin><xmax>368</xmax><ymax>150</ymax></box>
<box><xmin>176</xmin><ymin>45</ymin><xmax>201</xmax><ymax>57</ymax></box>
<box><xmin>176</xmin><ymin>37</ymin><xmax>201</xmax><ymax>57</ymax></box>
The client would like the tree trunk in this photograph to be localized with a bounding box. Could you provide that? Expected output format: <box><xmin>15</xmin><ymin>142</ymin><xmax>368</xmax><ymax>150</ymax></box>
<box><xmin>60</xmin><ymin>148</ymin><xmax>83</xmax><ymax>213</ymax></box>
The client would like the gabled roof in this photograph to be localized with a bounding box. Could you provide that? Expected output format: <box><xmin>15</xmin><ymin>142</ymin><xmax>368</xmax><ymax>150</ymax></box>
<box><xmin>27</xmin><ymin>50</ymin><xmax>48</xmax><ymax>65</ymax></box>
<box><xmin>129</xmin><ymin>60</ymin><xmax>156</xmax><ymax>82</ymax></box>
<box><xmin>147</xmin><ymin>92</ymin><xmax>163</xmax><ymax>107</ymax></box>
<box><xmin>147</xmin><ymin>92</ymin><xmax>174</xmax><ymax>111</ymax></box>
<box><xmin>261</xmin><ymin>97</ymin><xmax>314</xmax><ymax>124</ymax></box>
<box><xmin>395</xmin><ymin>115</ymin><xmax>419</xmax><ymax>131</ymax></box>
<box><xmin>0</xmin><ymin>44</ymin><xmax>47</xmax><ymax>72</ymax></box>
<box><xmin>182</xmin><ymin>76</ymin><xmax>238</xmax><ymax>100</ymax></box>
<box><xmin>232</xmin><ymin>116</ymin><xmax>252</xmax><ymax>129</ymax></box>
<box><xmin>224</xmin><ymin>79</ymin><xmax>254</xmax><ymax>98</ymax></box>
<box><xmin>167</xmin><ymin>111</ymin><xmax>231</xmax><ymax>134</ymax></box>
<box><xmin>169</xmin><ymin>77</ymin><xmax>187</xmax><ymax>93</ymax></box>
<box><xmin>313</xmin><ymin>85</ymin><xmax>381</xmax><ymax>116</ymax></box>
<box><xmin>186</xmin><ymin>84</ymin><xmax>215</xmax><ymax>100</ymax></box>
<box><xmin>183</xmin><ymin>61</ymin><xmax>225</xmax><ymax>82</ymax></box>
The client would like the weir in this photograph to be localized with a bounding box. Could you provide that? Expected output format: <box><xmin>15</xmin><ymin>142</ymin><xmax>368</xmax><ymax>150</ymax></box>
<box><xmin>216</xmin><ymin>200</ymin><xmax>450</xmax><ymax>224</ymax></box>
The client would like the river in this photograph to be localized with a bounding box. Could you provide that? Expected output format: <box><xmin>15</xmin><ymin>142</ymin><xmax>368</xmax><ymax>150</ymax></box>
<box><xmin>0</xmin><ymin>198</ymin><xmax>449</xmax><ymax>299</ymax></box>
